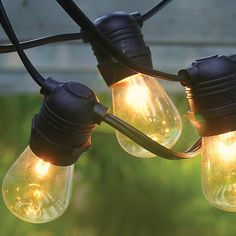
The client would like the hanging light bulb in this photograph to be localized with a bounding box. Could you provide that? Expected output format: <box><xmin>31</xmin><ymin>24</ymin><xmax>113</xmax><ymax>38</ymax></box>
<box><xmin>2</xmin><ymin>146</ymin><xmax>74</xmax><ymax>223</ymax></box>
<box><xmin>181</xmin><ymin>54</ymin><xmax>236</xmax><ymax>212</ymax></box>
<box><xmin>111</xmin><ymin>73</ymin><xmax>182</xmax><ymax>157</ymax></box>
<box><xmin>2</xmin><ymin>79</ymin><xmax>100</xmax><ymax>223</ymax></box>
<box><xmin>201</xmin><ymin>131</ymin><xmax>236</xmax><ymax>211</ymax></box>
<box><xmin>92</xmin><ymin>11</ymin><xmax>182</xmax><ymax>157</ymax></box>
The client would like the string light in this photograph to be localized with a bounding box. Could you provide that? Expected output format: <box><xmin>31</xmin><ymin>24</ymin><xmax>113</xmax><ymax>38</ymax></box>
<box><xmin>0</xmin><ymin>0</ymin><xmax>236</xmax><ymax>223</ymax></box>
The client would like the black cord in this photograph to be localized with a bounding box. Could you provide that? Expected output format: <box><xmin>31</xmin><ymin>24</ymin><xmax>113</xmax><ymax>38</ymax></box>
<box><xmin>109</xmin><ymin>114</ymin><xmax>201</xmax><ymax>154</ymax></box>
<box><xmin>0</xmin><ymin>1</ymin><xmax>45</xmax><ymax>87</ymax></box>
<box><xmin>142</xmin><ymin>0</ymin><xmax>173</xmax><ymax>22</ymax></box>
<box><xmin>56</xmin><ymin>0</ymin><xmax>182</xmax><ymax>82</ymax></box>
<box><xmin>0</xmin><ymin>32</ymin><xmax>84</xmax><ymax>54</ymax></box>
<box><xmin>103</xmin><ymin>113</ymin><xmax>201</xmax><ymax>160</ymax></box>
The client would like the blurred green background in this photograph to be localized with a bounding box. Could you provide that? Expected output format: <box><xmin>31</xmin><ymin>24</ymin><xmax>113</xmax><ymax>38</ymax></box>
<box><xmin>1</xmin><ymin>1</ymin><xmax>236</xmax><ymax>235</ymax></box>
<box><xmin>0</xmin><ymin>93</ymin><xmax>236</xmax><ymax>236</ymax></box>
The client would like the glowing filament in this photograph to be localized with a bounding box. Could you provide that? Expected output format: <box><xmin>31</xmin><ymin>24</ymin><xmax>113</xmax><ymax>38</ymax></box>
<box><xmin>24</xmin><ymin>203</ymin><xmax>41</xmax><ymax>218</ymax></box>
<box><xmin>215</xmin><ymin>132</ymin><xmax>236</xmax><ymax>162</ymax></box>
<box><xmin>35</xmin><ymin>159</ymin><xmax>51</xmax><ymax>177</ymax></box>
<box><xmin>125</xmin><ymin>84</ymin><xmax>149</xmax><ymax>110</ymax></box>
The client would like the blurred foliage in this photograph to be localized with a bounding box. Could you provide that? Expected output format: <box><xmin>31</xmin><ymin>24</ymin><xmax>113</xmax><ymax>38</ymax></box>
<box><xmin>0</xmin><ymin>93</ymin><xmax>236</xmax><ymax>236</ymax></box>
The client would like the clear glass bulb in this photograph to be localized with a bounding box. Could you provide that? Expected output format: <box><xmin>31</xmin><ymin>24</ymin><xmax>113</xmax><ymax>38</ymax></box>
<box><xmin>201</xmin><ymin>131</ymin><xmax>236</xmax><ymax>212</ymax></box>
<box><xmin>2</xmin><ymin>146</ymin><xmax>74</xmax><ymax>223</ymax></box>
<box><xmin>111</xmin><ymin>73</ymin><xmax>182</xmax><ymax>158</ymax></box>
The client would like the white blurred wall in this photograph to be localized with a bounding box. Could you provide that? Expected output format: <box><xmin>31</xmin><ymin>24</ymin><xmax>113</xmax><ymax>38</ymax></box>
<box><xmin>0</xmin><ymin>0</ymin><xmax>236</xmax><ymax>93</ymax></box>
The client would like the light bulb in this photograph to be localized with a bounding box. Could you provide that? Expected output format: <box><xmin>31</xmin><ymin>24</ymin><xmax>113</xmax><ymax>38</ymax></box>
<box><xmin>111</xmin><ymin>73</ymin><xmax>182</xmax><ymax>158</ymax></box>
<box><xmin>201</xmin><ymin>131</ymin><xmax>236</xmax><ymax>212</ymax></box>
<box><xmin>2</xmin><ymin>146</ymin><xmax>74</xmax><ymax>223</ymax></box>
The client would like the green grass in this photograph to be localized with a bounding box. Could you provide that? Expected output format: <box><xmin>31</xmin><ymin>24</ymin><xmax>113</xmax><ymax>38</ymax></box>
<box><xmin>0</xmin><ymin>93</ymin><xmax>235</xmax><ymax>236</ymax></box>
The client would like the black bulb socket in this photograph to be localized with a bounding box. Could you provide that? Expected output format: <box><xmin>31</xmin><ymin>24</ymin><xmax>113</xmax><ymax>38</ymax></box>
<box><xmin>179</xmin><ymin>54</ymin><xmax>236</xmax><ymax>137</ymax></box>
<box><xmin>29</xmin><ymin>78</ymin><xmax>109</xmax><ymax>166</ymax></box>
<box><xmin>90</xmin><ymin>11</ymin><xmax>153</xmax><ymax>87</ymax></box>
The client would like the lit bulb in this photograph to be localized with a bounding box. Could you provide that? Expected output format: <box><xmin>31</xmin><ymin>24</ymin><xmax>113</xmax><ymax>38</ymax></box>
<box><xmin>2</xmin><ymin>146</ymin><xmax>74</xmax><ymax>223</ymax></box>
<box><xmin>201</xmin><ymin>131</ymin><xmax>236</xmax><ymax>212</ymax></box>
<box><xmin>111</xmin><ymin>73</ymin><xmax>182</xmax><ymax>158</ymax></box>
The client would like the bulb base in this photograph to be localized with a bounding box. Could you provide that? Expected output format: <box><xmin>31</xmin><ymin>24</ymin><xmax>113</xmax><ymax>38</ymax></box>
<box><xmin>29</xmin><ymin>79</ymin><xmax>108</xmax><ymax>166</ymax></box>
<box><xmin>179</xmin><ymin>54</ymin><xmax>236</xmax><ymax>136</ymax></box>
<box><xmin>91</xmin><ymin>11</ymin><xmax>153</xmax><ymax>87</ymax></box>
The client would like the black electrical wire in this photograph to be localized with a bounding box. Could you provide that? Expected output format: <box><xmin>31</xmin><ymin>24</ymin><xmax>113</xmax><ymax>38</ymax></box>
<box><xmin>103</xmin><ymin>113</ymin><xmax>201</xmax><ymax>160</ymax></box>
<box><xmin>0</xmin><ymin>32</ymin><xmax>84</xmax><ymax>54</ymax></box>
<box><xmin>0</xmin><ymin>1</ymin><xmax>45</xmax><ymax>87</ymax></box>
<box><xmin>109</xmin><ymin>114</ymin><xmax>201</xmax><ymax>153</ymax></box>
<box><xmin>56</xmin><ymin>0</ymin><xmax>183</xmax><ymax>82</ymax></box>
<box><xmin>185</xmin><ymin>138</ymin><xmax>201</xmax><ymax>153</ymax></box>
<box><xmin>142</xmin><ymin>0</ymin><xmax>173</xmax><ymax>22</ymax></box>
